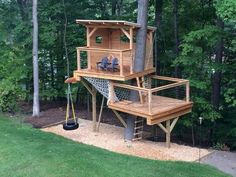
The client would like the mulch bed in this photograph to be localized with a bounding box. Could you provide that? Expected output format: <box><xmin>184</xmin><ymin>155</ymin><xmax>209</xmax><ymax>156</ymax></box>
<box><xmin>24</xmin><ymin>102</ymin><xmax>123</xmax><ymax>128</ymax></box>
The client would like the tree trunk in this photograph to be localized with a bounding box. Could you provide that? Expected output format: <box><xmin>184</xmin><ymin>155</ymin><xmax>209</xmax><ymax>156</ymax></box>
<box><xmin>32</xmin><ymin>0</ymin><xmax>40</xmax><ymax>117</ymax></box>
<box><xmin>212</xmin><ymin>18</ymin><xmax>224</xmax><ymax>110</ymax></box>
<box><xmin>124</xmin><ymin>0</ymin><xmax>149</xmax><ymax>140</ymax></box>
<box><xmin>209</xmin><ymin>18</ymin><xmax>224</xmax><ymax>145</ymax></box>
<box><xmin>173</xmin><ymin>0</ymin><xmax>181</xmax><ymax>99</ymax></box>
<box><xmin>112</xmin><ymin>0</ymin><xmax>123</xmax><ymax>16</ymax></box>
<box><xmin>173</xmin><ymin>0</ymin><xmax>180</xmax><ymax>78</ymax></box>
<box><xmin>112</xmin><ymin>0</ymin><xmax>117</xmax><ymax>16</ymax></box>
<box><xmin>154</xmin><ymin>0</ymin><xmax>163</xmax><ymax>75</ymax></box>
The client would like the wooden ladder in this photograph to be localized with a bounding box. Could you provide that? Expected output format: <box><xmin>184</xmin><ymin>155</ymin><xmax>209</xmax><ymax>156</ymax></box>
<box><xmin>136</xmin><ymin>76</ymin><xmax>146</xmax><ymax>104</ymax></box>
<box><xmin>132</xmin><ymin>76</ymin><xmax>146</xmax><ymax>141</ymax></box>
<box><xmin>133</xmin><ymin>117</ymin><xmax>144</xmax><ymax>141</ymax></box>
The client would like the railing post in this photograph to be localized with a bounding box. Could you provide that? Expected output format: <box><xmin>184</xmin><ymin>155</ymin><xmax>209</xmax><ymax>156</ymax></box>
<box><xmin>77</xmin><ymin>48</ymin><xmax>81</xmax><ymax>71</ymax></box>
<box><xmin>148</xmin><ymin>90</ymin><xmax>152</xmax><ymax>114</ymax></box>
<box><xmin>186</xmin><ymin>81</ymin><xmax>190</xmax><ymax>102</ymax></box>
<box><xmin>130</xmin><ymin>52</ymin><xmax>134</xmax><ymax>74</ymax></box>
<box><xmin>108</xmin><ymin>81</ymin><xmax>115</xmax><ymax>103</ymax></box>
<box><xmin>120</xmin><ymin>51</ymin><xmax>124</xmax><ymax>76</ymax></box>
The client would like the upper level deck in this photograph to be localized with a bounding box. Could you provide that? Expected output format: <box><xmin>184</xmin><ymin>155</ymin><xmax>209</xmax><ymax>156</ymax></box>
<box><xmin>73</xmin><ymin>20</ymin><xmax>156</xmax><ymax>81</ymax></box>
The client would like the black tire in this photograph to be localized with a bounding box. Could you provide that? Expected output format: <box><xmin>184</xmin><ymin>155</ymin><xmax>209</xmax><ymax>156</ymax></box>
<box><xmin>63</xmin><ymin>122</ymin><xmax>79</xmax><ymax>130</ymax></box>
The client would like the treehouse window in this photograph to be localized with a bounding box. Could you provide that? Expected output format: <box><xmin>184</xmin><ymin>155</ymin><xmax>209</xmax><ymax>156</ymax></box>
<box><xmin>120</xmin><ymin>35</ymin><xmax>129</xmax><ymax>43</ymax></box>
<box><xmin>95</xmin><ymin>36</ymin><xmax>103</xmax><ymax>44</ymax></box>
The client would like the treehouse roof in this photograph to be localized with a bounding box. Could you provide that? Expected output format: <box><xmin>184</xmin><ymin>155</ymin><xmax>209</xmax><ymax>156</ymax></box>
<box><xmin>76</xmin><ymin>19</ymin><xmax>156</xmax><ymax>31</ymax></box>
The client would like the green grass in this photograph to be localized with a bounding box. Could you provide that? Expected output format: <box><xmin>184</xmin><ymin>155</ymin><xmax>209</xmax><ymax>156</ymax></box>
<box><xmin>0</xmin><ymin>114</ymin><xmax>230</xmax><ymax>177</ymax></box>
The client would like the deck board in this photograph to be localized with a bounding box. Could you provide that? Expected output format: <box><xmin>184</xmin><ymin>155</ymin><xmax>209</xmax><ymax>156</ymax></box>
<box><xmin>108</xmin><ymin>95</ymin><xmax>193</xmax><ymax>125</ymax></box>
<box><xmin>73</xmin><ymin>68</ymin><xmax>155</xmax><ymax>81</ymax></box>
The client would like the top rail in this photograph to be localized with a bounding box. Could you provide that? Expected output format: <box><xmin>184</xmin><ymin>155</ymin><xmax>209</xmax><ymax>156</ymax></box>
<box><xmin>77</xmin><ymin>46</ymin><xmax>132</xmax><ymax>53</ymax></box>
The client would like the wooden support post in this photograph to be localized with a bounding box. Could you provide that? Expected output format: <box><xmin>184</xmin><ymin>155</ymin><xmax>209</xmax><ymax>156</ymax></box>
<box><xmin>157</xmin><ymin>117</ymin><xmax>179</xmax><ymax>148</ymax></box>
<box><xmin>130</xmin><ymin>53</ymin><xmax>134</xmax><ymax>74</ymax></box>
<box><xmin>136</xmin><ymin>77</ymin><xmax>144</xmax><ymax>104</ymax></box>
<box><xmin>120</xmin><ymin>28</ymin><xmax>131</xmax><ymax>40</ymax></box>
<box><xmin>166</xmin><ymin>120</ymin><xmax>171</xmax><ymax>148</ymax></box>
<box><xmin>186</xmin><ymin>81</ymin><xmax>190</xmax><ymax>102</ymax></box>
<box><xmin>86</xmin><ymin>27</ymin><xmax>91</xmax><ymax>69</ymax></box>
<box><xmin>129</xmin><ymin>28</ymin><xmax>133</xmax><ymax>49</ymax></box>
<box><xmin>77</xmin><ymin>49</ymin><xmax>81</xmax><ymax>71</ymax></box>
<box><xmin>92</xmin><ymin>86</ymin><xmax>97</xmax><ymax>132</ymax></box>
<box><xmin>130</xmin><ymin>28</ymin><xmax>134</xmax><ymax>74</ymax></box>
<box><xmin>112</xmin><ymin>110</ymin><xmax>127</xmax><ymax>128</ymax></box>
<box><xmin>170</xmin><ymin>117</ymin><xmax>179</xmax><ymax>132</ymax></box>
<box><xmin>148</xmin><ymin>90</ymin><xmax>152</xmax><ymax>114</ymax></box>
<box><xmin>86</xmin><ymin>27</ymin><xmax>90</xmax><ymax>46</ymax></box>
<box><xmin>81</xmin><ymin>80</ymin><xmax>93</xmax><ymax>95</ymax></box>
<box><xmin>120</xmin><ymin>51</ymin><xmax>124</xmax><ymax>76</ymax></box>
<box><xmin>108</xmin><ymin>81</ymin><xmax>115</xmax><ymax>103</ymax></box>
<box><xmin>96</xmin><ymin>96</ymin><xmax>105</xmax><ymax>131</ymax></box>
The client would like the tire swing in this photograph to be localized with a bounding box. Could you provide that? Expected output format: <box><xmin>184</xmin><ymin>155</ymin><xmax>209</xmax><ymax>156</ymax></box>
<box><xmin>63</xmin><ymin>83</ymin><xmax>79</xmax><ymax>131</ymax></box>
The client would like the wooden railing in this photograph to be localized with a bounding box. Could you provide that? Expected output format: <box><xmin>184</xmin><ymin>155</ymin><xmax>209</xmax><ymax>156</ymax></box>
<box><xmin>76</xmin><ymin>47</ymin><xmax>133</xmax><ymax>76</ymax></box>
<box><xmin>109</xmin><ymin>76</ymin><xmax>190</xmax><ymax>115</ymax></box>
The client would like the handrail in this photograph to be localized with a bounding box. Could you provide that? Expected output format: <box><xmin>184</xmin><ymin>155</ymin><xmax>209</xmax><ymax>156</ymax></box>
<box><xmin>110</xmin><ymin>78</ymin><xmax>190</xmax><ymax>114</ymax></box>
<box><xmin>112</xmin><ymin>82</ymin><xmax>149</xmax><ymax>92</ymax></box>
<box><xmin>150</xmin><ymin>81</ymin><xmax>188</xmax><ymax>93</ymax></box>
<box><xmin>150</xmin><ymin>75</ymin><xmax>188</xmax><ymax>82</ymax></box>
<box><xmin>77</xmin><ymin>46</ymin><xmax>132</xmax><ymax>53</ymax></box>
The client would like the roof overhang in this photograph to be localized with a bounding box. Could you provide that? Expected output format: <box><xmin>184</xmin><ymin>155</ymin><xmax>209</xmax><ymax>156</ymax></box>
<box><xmin>76</xmin><ymin>19</ymin><xmax>156</xmax><ymax>32</ymax></box>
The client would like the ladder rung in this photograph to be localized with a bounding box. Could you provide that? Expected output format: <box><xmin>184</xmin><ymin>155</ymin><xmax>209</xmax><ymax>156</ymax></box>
<box><xmin>134</xmin><ymin>126</ymin><xmax>143</xmax><ymax>130</ymax></box>
<box><xmin>135</xmin><ymin>120</ymin><xmax>143</xmax><ymax>123</ymax></box>
<box><xmin>132</xmin><ymin>137</ymin><xmax>142</xmax><ymax>141</ymax></box>
<box><xmin>133</xmin><ymin>132</ymin><xmax>143</xmax><ymax>135</ymax></box>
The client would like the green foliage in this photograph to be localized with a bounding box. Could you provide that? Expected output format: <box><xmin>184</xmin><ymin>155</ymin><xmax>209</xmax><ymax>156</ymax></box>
<box><xmin>215</xmin><ymin>0</ymin><xmax>236</xmax><ymax>24</ymax></box>
<box><xmin>0</xmin><ymin>0</ymin><xmax>235</xmax><ymax>149</ymax></box>
<box><xmin>0</xmin><ymin>80</ymin><xmax>20</xmax><ymax>112</ymax></box>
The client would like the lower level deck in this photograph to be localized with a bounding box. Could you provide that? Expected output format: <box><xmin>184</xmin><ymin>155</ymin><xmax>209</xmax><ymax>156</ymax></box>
<box><xmin>108</xmin><ymin>96</ymin><xmax>193</xmax><ymax>125</ymax></box>
<box><xmin>73</xmin><ymin>67</ymin><xmax>155</xmax><ymax>81</ymax></box>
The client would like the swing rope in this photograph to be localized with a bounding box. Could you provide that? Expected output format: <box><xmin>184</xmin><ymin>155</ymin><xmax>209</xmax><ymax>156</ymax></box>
<box><xmin>62</xmin><ymin>0</ymin><xmax>78</xmax><ymax>130</ymax></box>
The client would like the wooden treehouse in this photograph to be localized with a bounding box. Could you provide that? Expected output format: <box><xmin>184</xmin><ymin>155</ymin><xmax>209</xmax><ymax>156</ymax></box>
<box><xmin>74</xmin><ymin>20</ymin><xmax>156</xmax><ymax>81</ymax></box>
<box><xmin>69</xmin><ymin>20</ymin><xmax>193</xmax><ymax>148</ymax></box>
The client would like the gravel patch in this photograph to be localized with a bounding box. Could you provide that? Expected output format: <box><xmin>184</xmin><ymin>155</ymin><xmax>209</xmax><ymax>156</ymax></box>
<box><xmin>42</xmin><ymin>118</ymin><xmax>211</xmax><ymax>161</ymax></box>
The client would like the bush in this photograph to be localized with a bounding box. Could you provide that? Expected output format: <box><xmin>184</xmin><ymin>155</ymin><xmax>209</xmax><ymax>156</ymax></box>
<box><xmin>0</xmin><ymin>80</ymin><xmax>22</xmax><ymax>113</ymax></box>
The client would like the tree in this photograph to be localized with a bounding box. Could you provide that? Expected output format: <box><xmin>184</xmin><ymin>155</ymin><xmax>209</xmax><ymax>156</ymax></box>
<box><xmin>32</xmin><ymin>0</ymin><xmax>40</xmax><ymax>117</ymax></box>
<box><xmin>154</xmin><ymin>0</ymin><xmax>163</xmax><ymax>75</ymax></box>
<box><xmin>124</xmin><ymin>0</ymin><xmax>149</xmax><ymax>140</ymax></box>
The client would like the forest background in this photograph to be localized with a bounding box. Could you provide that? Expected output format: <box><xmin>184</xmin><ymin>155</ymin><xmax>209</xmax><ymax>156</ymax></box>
<box><xmin>0</xmin><ymin>0</ymin><xmax>235</xmax><ymax>150</ymax></box>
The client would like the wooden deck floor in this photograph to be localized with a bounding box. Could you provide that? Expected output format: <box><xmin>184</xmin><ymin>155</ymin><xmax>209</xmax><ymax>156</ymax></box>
<box><xmin>73</xmin><ymin>67</ymin><xmax>155</xmax><ymax>81</ymax></box>
<box><xmin>108</xmin><ymin>96</ymin><xmax>193</xmax><ymax>125</ymax></box>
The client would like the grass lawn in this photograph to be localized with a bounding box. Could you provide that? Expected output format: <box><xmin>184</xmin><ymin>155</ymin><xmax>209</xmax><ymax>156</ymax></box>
<box><xmin>0</xmin><ymin>114</ymin><xmax>230</xmax><ymax>177</ymax></box>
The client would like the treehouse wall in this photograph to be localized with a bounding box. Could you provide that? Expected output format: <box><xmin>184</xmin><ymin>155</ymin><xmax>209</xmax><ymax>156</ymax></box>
<box><xmin>86</xmin><ymin>28</ymin><xmax>153</xmax><ymax>70</ymax></box>
<box><xmin>89</xmin><ymin>29</ymin><xmax>110</xmax><ymax>68</ymax></box>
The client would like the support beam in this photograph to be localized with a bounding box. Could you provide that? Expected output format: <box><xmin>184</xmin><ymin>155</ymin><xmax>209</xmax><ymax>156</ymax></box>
<box><xmin>77</xmin><ymin>49</ymin><xmax>81</xmax><ymax>70</ymax></box>
<box><xmin>129</xmin><ymin>28</ymin><xmax>133</xmax><ymax>49</ymax></box>
<box><xmin>166</xmin><ymin>120</ymin><xmax>171</xmax><ymax>148</ymax></box>
<box><xmin>92</xmin><ymin>86</ymin><xmax>97</xmax><ymax>132</ymax></box>
<box><xmin>81</xmin><ymin>80</ymin><xmax>93</xmax><ymax>95</ymax></box>
<box><xmin>157</xmin><ymin>117</ymin><xmax>179</xmax><ymax>148</ymax></box>
<box><xmin>120</xmin><ymin>28</ymin><xmax>131</xmax><ymax>39</ymax></box>
<box><xmin>97</xmin><ymin>96</ymin><xmax>105</xmax><ymax>131</ymax></box>
<box><xmin>186</xmin><ymin>81</ymin><xmax>190</xmax><ymax>102</ymax></box>
<box><xmin>88</xmin><ymin>27</ymin><xmax>98</xmax><ymax>38</ymax></box>
<box><xmin>157</xmin><ymin>122</ymin><xmax>168</xmax><ymax>133</ymax></box>
<box><xmin>112</xmin><ymin>110</ymin><xmax>127</xmax><ymax>128</ymax></box>
<box><xmin>120</xmin><ymin>51</ymin><xmax>124</xmax><ymax>76</ymax></box>
<box><xmin>170</xmin><ymin>117</ymin><xmax>179</xmax><ymax>132</ymax></box>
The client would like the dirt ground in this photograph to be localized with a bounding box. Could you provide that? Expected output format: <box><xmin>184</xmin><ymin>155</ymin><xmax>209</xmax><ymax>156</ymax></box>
<box><xmin>25</xmin><ymin>104</ymin><xmax>123</xmax><ymax>128</ymax></box>
<box><xmin>42</xmin><ymin>117</ymin><xmax>211</xmax><ymax>162</ymax></box>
